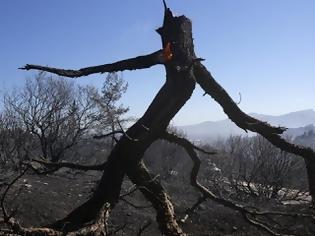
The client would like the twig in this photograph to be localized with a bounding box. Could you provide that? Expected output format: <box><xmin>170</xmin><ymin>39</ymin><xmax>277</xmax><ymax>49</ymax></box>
<box><xmin>119</xmin><ymin>185</ymin><xmax>138</xmax><ymax>198</ymax></box>
<box><xmin>29</xmin><ymin>159</ymin><xmax>106</xmax><ymax>172</ymax></box>
<box><xmin>162</xmin><ymin>132</ymin><xmax>216</xmax><ymax>155</ymax></box>
<box><xmin>108</xmin><ymin>223</ymin><xmax>127</xmax><ymax>236</ymax></box>
<box><xmin>137</xmin><ymin>219</ymin><xmax>152</xmax><ymax>236</ymax></box>
<box><xmin>237</xmin><ymin>92</ymin><xmax>242</xmax><ymax>105</ymax></box>
<box><xmin>194</xmin><ymin>62</ymin><xmax>287</xmax><ymax>135</ymax></box>
<box><xmin>120</xmin><ymin>198</ymin><xmax>152</xmax><ymax>209</ymax></box>
<box><xmin>93</xmin><ymin>130</ymin><xmax>123</xmax><ymax>140</ymax></box>
<box><xmin>194</xmin><ymin>61</ymin><xmax>315</xmax><ymax>162</ymax></box>
<box><xmin>1</xmin><ymin>167</ymin><xmax>28</xmax><ymax>221</ymax></box>
<box><xmin>117</xmin><ymin>119</ymin><xmax>139</xmax><ymax>142</ymax></box>
<box><xmin>162</xmin><ymin>0</ymin><xmax>168</xmax><ymax>10</ymax></box>
<box><xmin>194</xmin><ymin>61</ymin><xmax>315</xmax><ymax>206</ymax></box>
<box><xmin>181</xmin><ymin>196</ymin><xmax>207</xmax><ymax>223</ymax></box>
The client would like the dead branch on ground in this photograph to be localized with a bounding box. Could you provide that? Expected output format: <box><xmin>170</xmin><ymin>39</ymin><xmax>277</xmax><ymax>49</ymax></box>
<box><xmin>163</xmin><ymin>131</ymin><xmax>314</xmax><ymax>236</ymax></box>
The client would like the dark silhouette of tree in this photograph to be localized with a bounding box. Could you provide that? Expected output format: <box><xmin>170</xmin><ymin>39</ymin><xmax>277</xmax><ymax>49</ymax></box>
<box><xmin>92</xmin><ymin>72</ymin><xmax>129</xmax><ymax>147</ymax></box>
<box><xmin>3</xmin><ymin>73</ymin><xmax>99</xmax><ymax>164</ymax></box>
<box><xmin>224</xmin><ymin>135</ymin><xmax>307</xmax><ymax>201</ymax></box>
<box><xmin>2</xmin><ymin>72</ymin><xmax>128</xmax><ymax>166</ymax></box>
<box><xmin>2</xmin><ymin>2</ymin><xmax>314</xmax><ymax>235</ymax></box>
<box><xmin>0</xmin><ymin>111</ymin><xmax>30</xmax><ymax>170</ymax></box>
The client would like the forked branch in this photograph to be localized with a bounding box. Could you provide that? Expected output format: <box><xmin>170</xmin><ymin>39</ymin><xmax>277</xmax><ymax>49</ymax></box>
<box><xmin>127</xmin><ymin>161</ymin><xmax>186</xmax><ymax>236</ymax></box>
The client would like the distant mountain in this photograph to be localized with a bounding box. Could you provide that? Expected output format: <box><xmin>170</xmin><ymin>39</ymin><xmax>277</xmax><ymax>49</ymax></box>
<box><xmin>284</xmin><ymin>124</ymin><xmax>315</xmax><ymax>138</ymax></box>
<box><xmin>249</xmin><ymin>109</ymin><xmax>315</xmax><ymax>128</ymax></box>
<box><xmin>178</xmin><ymin>109</ymin><xmax>315</xmax><ymax>143</ymax></box>
<box><xmin>293</xmin><ymin>125</ymin><xmax>315</xmax><ymax>148</ymax></box>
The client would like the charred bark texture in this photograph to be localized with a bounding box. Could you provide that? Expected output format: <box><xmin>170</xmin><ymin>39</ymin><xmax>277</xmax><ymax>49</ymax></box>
<box><xmin>20</xmin><ymin>50</ymin><xmax>164</xmax><ymax>78</ymax></box>
<box><xmin>15</xmin><ymin>2</ymin><xmax>315</xmax><ymax>235</ymax></box>
<box><xmin>51</xmin><ymin>6</ymin><xmax>196</xmax><ymax>236</ymax></box>
<box><xmin>128</xmin><ymin>161</ymin><xmax>185</xmax><ymax>235</ymax></box>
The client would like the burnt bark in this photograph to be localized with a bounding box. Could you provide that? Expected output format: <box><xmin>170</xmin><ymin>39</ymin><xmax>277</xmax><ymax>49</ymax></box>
<box><xmin>50</xmin><ymin>7</ymin><xmax>196</xmax><ymax>235</ymax></box>
<box><xmin>15</xmin><ymin>2</ymin><xmax>315</xmax><ymax>235</ymax></box>
<box><xmin>128</xmin><ymin>161</ymin><xmax>185</xmax><ymax>235</ymax></box>
<box><xmin>20</xmin><ymin>50</ymin><xmax>164</xmax><ymax>78</ymax></box>
<box><xmin>193</xmin><ymin>62</ymin><xmax>315</xmax><ymax>205</ymax></box>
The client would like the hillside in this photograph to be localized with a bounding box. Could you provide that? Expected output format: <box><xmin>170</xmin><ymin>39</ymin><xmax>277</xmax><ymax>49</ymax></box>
<box><xmin>178</xmin><ymin>109</ymin><xmax>315</xmax><ymax>143</ymax></box>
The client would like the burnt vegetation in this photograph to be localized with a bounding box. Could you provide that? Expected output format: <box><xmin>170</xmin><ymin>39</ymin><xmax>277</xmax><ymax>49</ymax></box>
<box><xmin>1</xmin><ymin>2</ymin><xmax>315</xmax><ymax>235</ymax></box>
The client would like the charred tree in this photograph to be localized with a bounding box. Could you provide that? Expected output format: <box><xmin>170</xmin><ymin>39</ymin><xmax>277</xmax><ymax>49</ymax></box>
<box><xmin>15</xmin><ymin>1</ymin><xmax>315</xmax><ymax>235</ymax></box>
<box><xmin>43</xmin><ymin>5</ymin><xmax>196</xmax><ymax>235</ymax></box>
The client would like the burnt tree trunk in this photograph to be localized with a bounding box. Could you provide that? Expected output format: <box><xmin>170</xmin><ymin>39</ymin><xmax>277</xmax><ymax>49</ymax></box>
<box><xmin>18</xmin><ymin>2</ymin><xmax>315</xmax><ymax>235</ymax></box>
<box><xmin>51</xmin><ymin>7</ymin><xmax>196</xmax><ymax>235</ymax></box>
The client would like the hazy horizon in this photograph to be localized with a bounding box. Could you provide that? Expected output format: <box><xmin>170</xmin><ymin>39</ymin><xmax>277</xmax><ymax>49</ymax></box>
<box><xmin>179</xmin><ymin>108</ymin><xmax>315</xmax><ymax>126</ymax></box>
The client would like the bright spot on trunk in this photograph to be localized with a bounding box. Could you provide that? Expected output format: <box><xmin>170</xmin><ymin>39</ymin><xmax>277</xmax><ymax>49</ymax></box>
<box><xmin>163</xmin><ymin>42</ymin><xmax>173</xmax><ymax>61</ymax></box>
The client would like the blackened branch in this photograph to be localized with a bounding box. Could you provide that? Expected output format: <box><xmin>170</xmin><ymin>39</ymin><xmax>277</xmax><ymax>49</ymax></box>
<box><xmin>19</xmin><ymin>50</ymin><xmax>164</xmax><ymax>78</ymax></box>
<box><xmin>30</xmin><ymin>159</ymin><xmax>106</xmax><ymax>171</ymax></box>
<box><xmin>137</xmin><ymin>220</ymin><xmax>152</xmax><ymax>236</ymax></box>
<box><xmin>0</xmin><ymin>171</ymin><xmax>111</xmax><ymax>235</ymax></box>
<box><xmin>194</xmin><ymin>62</ymin><xmax>315</xmax><ymax>160</ymax></box>
<box><xmin>162</xmin><ymin>0</ymin><xmax>168</xmax><ymax>10</ymax></box>
<box><xmin>127</xmin><ymin>161</ymin><xmax>185</xmax><ymax>236</ymax></box>
<box><xmin>1</xmin><ymin>168</ymin><xmax>28</xmax><ymax>222</ymax></box>
<box><xmin>184</xmin><ymin>136</ymin><xmax>313</xmax><ymax>235</ymax></box>
<box><xmin>162</xmin><ymin>130</ymin><xmax>313</xmax><ymax>235</ymax></box>
<box><xmin>194</xmin><ymin>62</ymin><xmax>286</xmax><ymax>135</ymax></box>
<box><xmin>181</xmin><ymin>196</ymin><xmax>207</xmax><ymax>223</ymax></box>
<box><xmin>162</xmin><ymin>132</ymin><xmax>217</xmax><ymax>155</ymax></box>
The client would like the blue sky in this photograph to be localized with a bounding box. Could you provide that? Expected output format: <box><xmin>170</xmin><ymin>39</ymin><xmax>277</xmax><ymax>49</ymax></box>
<box><xmin>0</xmin><ymin>0</ymin><xmax>314</xmax><ymax>125</ymax></box>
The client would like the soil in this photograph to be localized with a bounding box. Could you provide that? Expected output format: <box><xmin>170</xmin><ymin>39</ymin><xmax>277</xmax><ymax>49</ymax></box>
<box><xmin>1</xmin><ymin>170</ymin><xmax>314</xmax><ymax>235</ymax></box>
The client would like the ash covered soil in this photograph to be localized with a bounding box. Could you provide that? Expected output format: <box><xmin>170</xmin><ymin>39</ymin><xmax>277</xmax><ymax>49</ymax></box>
<box><xmin>1</xmin><ymin>171</ymin><xmax>314</xmax><ymax>236</ymax></box>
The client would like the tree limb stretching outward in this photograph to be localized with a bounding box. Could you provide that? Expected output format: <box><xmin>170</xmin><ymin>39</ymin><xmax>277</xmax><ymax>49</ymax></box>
<box><xmin>19</xmin><ymin>50</ymin><xmax>164</xmax><ymax>78</ymax></box>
